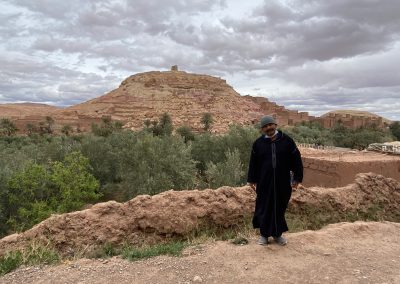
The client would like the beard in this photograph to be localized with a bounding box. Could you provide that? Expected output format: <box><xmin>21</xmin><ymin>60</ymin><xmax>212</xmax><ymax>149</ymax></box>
<box><xmin>265</xmin><ymin>128</ymin><xmax>276</xmax><ymax>136</ymax></box>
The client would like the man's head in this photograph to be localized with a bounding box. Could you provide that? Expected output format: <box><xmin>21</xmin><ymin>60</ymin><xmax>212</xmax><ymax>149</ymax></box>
<box><xmin>260</xmin><ymin>115</ymin><xmax>277</xmax><ymax>136</ymax></box>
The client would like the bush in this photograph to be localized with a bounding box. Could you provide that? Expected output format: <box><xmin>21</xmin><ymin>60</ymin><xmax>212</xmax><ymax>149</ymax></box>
<box><xmin>176</xmin><ymin>125</ymin><xmax>195</xmax><ymax>143</ymax></box>
<box><xmin>0</xmin><ymin>244</ymin><xmax>60</xmax><ymax>276</ymax></box>
<box><xmin>6</xmin><ymin>151</ymin><xmax>100</xmax><ymax>231</ymax></box>
<box><xmin>91</xmin><ymin>116</ymin><xmax>123</xmax><ymax>137</ymax></box>
<box><xmin>389</xmin><ymin>121</ymin><xmax>400</xmax><ymax>140</ymax></box>
<box><xmin>201</xmin><ymin>113</ymin><xmax>214</xmax><ymax>131</ymax></box>
<box><xmin>116</xmin><ymin>133</ymin><xmax>197</xmax><ymax>198</ymax></box>
<box><xmin>205</xmin><ymin>149</ymin><xmax>244</xmax><ymax>188</ymax></box>
<box><xmin>0</xmin><ymin>118</ymin><xmax>18</xmax><ymax>136</ymax></box>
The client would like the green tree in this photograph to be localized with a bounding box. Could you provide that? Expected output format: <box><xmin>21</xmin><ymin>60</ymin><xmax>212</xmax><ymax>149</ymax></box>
<box><xmin>190</xmin><ymin>133</ymin><xmax>226</xmax><ymax>173</ymax></box>
<box><xmin>50</xmin><ymin>151</ymin><xmax>100</xmax><ymax>212</ymax></box>
<box><xmin>152</xmin><ymin>113</ymin><xmax>173</xmax><ymax>136</ymax></box>
<box><xmin>330</xmin><ymin>124</ymin><xmax>353</xmax><ymax>148</ymax></box>
<box><xmin>46</xmin><ymin>116</ymin><xmax>54</xmax><ymax>131</ymax></box>
<box><xmin>201</xmin><ymin>113</ymin><xmax>214</xmax><ymax>131</ymax></box>
<box><xmin>390</xmin><ymin>121</ymin><xmax>400</xmax><ymax>140</ymax></box>
<box><xmin>176</xmin><ymin>125</ymin><xmax>195</xmax><ymax>143</ymax></box>
<box><xmin>25</xmin><ymin>123</ymin><xmax>38</xmax><ymax>136</ymax></box>
<box><xmin>37</xmin><ymin>116</ymin><xmax>55</xmax><ymax>135</ymax></box>
<box><xmin>143</xmin><ymin>119</ymin><xmax>151</xmax><ymax>129</ymax></box>
<box><xmin>61</xmin><ymin>125</ymin><xmax>73</xmax><ymax>136</ymax></box>
<box><xmin>7</xmin><ymin>163</ymin><xmax>53</xmax><ymax>231</ymax></box>
<box><xmin>205</xmin><ymin>149</ymin><xmax>244</xmax><ymax>188</ymax></box>
<box><xmin>0</xmin><ymin>118</ymin><xmax>18</xmax><ymax>136</ymax></box>
<box><xmin>117</xmin><ymin>133</ymin><xmax>196</xmax><ymax>198</ymax></box>
<box><xmin>92</xmin><ymin>116</ymin><xmax>123</xmax><ymax>137</ymax></box>
<box><xmin>6</xmin><ymin>151</ymin><xmax>100</xmax><ymax>231</ymax></box>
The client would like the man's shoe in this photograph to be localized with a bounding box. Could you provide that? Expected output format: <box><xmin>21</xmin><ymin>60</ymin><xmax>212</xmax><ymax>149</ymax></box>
<box><xmin>273</xmin><ymin>236</ymin><xmax>287</xmax><ymax>246</ymax></box>
<box><xmin>258</xmin><ymin>235</ymin><xmax>268</xmax><ymax>245</ymax></box>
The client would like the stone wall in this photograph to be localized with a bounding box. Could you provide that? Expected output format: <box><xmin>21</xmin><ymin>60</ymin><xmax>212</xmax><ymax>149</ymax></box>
<box><xmin>243</xmin><ymin>95</ymin><xmax>316</xmax><ymax>126</ymax></box>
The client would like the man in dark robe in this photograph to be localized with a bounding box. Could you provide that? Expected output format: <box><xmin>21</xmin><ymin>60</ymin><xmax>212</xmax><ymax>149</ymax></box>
<box><xmin>247</xmin><ymin>115</ymin><xmax>303</xmax><ymax>246</ymax></box>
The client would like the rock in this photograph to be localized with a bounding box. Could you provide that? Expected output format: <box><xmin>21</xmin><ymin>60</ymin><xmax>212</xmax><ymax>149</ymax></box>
<box><xmin>193</xmin><ymin>275</ymin><xmax>202</xmax><ymax>282</ymax></box>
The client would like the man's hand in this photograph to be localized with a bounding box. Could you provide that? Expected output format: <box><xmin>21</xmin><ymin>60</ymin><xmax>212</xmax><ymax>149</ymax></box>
<box><xmin>247</xmin><ymin>183</ymin><xmax>257</xmax><ymax>191</ymax></box>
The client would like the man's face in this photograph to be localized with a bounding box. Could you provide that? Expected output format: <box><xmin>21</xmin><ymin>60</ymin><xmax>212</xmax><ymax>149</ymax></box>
<box><xmin>261</xmin><ymin>123</ymin><xmax>277</xmax><ymax>136</ymax></box>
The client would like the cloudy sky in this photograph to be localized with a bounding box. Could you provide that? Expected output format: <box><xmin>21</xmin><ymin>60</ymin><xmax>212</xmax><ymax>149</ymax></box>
<box><xmin>1</xmin><ymin>0</ymin><xmax>399</xmax><ymax>120</ymax></box>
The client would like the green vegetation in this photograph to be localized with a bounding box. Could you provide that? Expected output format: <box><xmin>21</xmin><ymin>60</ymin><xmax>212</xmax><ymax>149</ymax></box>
<box><xmin>91</xmin><ymin>116</ymin><xmax>123</xmax><ymax>137</ymax></box>
<box><xmin>176</xmin><ymin>125</ymin><xmax>195</xmax><ymax>143</ymax></box>
<box><xmin>122</xmin><ymin>241</ymin><xmax>186</xmax><ymax>261</ymax></box>
<box><xmin>389</xmin><ymin>121</ymin><xmax>400</xmax><ymax>140</ymax></box>
<box><xmin>283</xmin><ymin>121</ymin><xmax>395</xmax><ymax>148</ymax></box>
<box><xmin>5</xmin><ymin>151</ymin><xmax>100</xmax><ymax>231</ymax></box>
<box><xmin>0</xmin><ymin>115</ymin><xmax>397</xmax><ymax>239</ymax></box>
<box><xmin>0</xmin><ymin>244</ymin><xmax>60</xmax><ymax>276</ymax></box>
<box><xmin>201</xmin><ymin>112</ymin><xmax>214</xmax><ymax>131</ymax></box>
<box><xmin>0</xmin><ymin>118</ymin><xmax>18</xmax><ymax>137</ymax></box>
<box><xmin>38</xmin><ymin>116</ymin><xmax>55</xmax><ymax>135</ymax></box>
<box><xmin>144</xmin><ymin>112</ymin><xmax>174</xmax><ymax>136</ymax></box>
<box><xmin>286</xmin><ymin>200</ymin><xmax>400</xmax><ymax>233</ymax></box>
<box><xmin>61</xmin><ymin>125</ymin><xmax>73</xmax><ymax>136</ymax></box>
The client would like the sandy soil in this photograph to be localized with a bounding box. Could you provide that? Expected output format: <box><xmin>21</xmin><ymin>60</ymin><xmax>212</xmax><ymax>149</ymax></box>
<box><xmin>1</xmin><ymin>221</ymin><xmax>399</xmax><ymax>284</ymax></box>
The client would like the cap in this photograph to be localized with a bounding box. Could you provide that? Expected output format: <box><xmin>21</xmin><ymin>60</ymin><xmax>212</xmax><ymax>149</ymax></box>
<box><xmin>260</xmin><ymin>115</ymin><xmax>277</xmax><ymax>128</ymax></box>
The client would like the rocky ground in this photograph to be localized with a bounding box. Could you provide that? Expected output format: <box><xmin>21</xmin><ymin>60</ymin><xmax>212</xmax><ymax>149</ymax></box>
<box><xmin>1</xmin><ymin>221</ymin><xmax>399</xmax><ymax>284</ymax></box>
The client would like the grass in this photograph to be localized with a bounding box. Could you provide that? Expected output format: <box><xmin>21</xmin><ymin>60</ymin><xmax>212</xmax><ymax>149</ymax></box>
<box><xmin>0</xmin><ymin>251</ymin><xmax>22</xmax><ymax>276</ymax></box>
<box><xmin>286</xmin><ymin>201</ymin><xmax>400</xmax><ymax>232</ymax></box>
<box><xmin>0</xmin><ymin>243</ymin><xmax>60</xmax><ymax>276</ymax></box>
<box><xmin>185</xmin><ymin>216</ymin><xmax>255</xmax><ymax>244</ymax></box>
<box><xmin>122</xmin><ymin>241</ymin><xmax>187</xmax><ymax>261</ymax></box>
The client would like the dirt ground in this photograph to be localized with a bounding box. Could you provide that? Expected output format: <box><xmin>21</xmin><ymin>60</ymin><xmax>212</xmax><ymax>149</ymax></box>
<box><xmin>1</xmin><ymin>221</ymin><xmax>399</xmax><ymax>284</ymax></box>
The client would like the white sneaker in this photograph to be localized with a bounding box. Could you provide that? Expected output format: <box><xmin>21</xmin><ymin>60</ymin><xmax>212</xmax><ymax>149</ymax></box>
<box><xmin>258</xmin><ymin>235</ymin><xmax>268</xmax><ymax>245</ymax></box>
<box><xmin>273</xmin><ymin>236</ymin><xmax>287</xmax><ymax>246</ymax></box>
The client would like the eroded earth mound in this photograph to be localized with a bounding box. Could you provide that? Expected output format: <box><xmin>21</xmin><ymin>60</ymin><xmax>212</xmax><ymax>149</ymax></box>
<box><xmin>290</xmin><ymin>172</ymin><xmax>400</xmax><ymax>213</ymax></box>
<box><xmin>0</xmin><ymin>173</ymin><xmax>399</xmax><ymax>256</ymax></box>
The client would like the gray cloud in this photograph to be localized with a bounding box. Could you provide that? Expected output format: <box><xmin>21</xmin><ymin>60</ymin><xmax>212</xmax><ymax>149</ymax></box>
<box><xmin>1</xmin><ymin>0</ymin><xmax>399</xmax><ymax>120</ymax></box>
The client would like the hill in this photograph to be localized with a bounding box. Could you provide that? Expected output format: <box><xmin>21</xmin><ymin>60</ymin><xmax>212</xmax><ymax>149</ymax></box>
<box><xmin>0</xmin><ymin>103</ymin><xmax>60</xmax><ymax>131</ymax></box>
<box><xmin>1</xmin><ymin>70</ymin><xmax>394</xmax><ymax>133</ymax></box>
<box><xmin>55</xmin><ymin>69</ymin><xmax>314</xmax><ymax>132</ymax></box>
<box><xmin>0</xmin><ymin>69</ymin><xmax>313</xmax><ymax>133</ymax></box>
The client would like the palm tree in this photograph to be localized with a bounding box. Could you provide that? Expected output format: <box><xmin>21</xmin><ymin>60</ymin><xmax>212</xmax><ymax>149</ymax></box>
<box><xmin>0</xmin><ymin>118</ymin><xmax>18</xmax><ymax>136</ymax></box>
<box><xmin>201</xmin><ymin>113</ymin><xmax>214</xmax><ymax>131</ymax></box>
<box><xmin>61</xmin><ymin>125</ymin><xmax>73</xmax><ymax>136</ymax></box>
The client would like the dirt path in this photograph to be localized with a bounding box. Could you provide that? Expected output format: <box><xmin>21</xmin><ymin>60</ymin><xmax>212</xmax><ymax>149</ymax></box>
<box><xmin>1</xmin><ymin>221</ymin><xmax>399</xmax><ymax>284</ymax></box>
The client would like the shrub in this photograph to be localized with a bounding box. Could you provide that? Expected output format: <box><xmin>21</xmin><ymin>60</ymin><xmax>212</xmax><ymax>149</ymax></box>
<box><xmin>6</xmin><ymin>151</ymin><xmax>100</xmax><ymax>231</ymax></box>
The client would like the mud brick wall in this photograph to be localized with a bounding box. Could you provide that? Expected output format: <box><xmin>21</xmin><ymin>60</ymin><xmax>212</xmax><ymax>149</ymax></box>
<box><xmin>302</xmin><ymin>157</ymin><xmax>400</xmax><ymax>187</ymax></box>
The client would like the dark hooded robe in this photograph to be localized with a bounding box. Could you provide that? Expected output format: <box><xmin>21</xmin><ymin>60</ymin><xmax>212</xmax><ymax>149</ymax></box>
<box><xmin>247</xmin><ymin>130</ymin><xmax>303</xmax><ymax>238</ymax></box>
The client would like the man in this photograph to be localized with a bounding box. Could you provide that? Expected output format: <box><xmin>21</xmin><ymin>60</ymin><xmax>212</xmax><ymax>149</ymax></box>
<box><xmin>247</xmin><ymin>115</ymin><xmax>303</xmax><ymax>246</ymax></box>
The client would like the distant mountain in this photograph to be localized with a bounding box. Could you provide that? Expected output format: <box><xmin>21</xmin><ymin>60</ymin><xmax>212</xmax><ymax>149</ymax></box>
<box><xmin>0</xmin><ymin>103</ymin><xmax>61</xmax><ymax>131</ymax></box>
<box><xmin>0</xmin><ymin>103</ymin><xmax>60</xmax><ymax>117</ymax></box>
